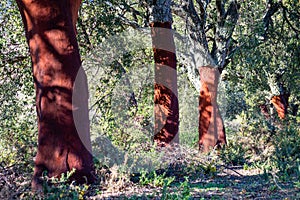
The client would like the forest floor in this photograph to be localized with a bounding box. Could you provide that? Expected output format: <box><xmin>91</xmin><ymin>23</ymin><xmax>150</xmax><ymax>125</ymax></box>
<box><xmin>92</xmin><ymin>167</ymin><xmax>299</xmax><ymax>199</ymax></box>
<box><xmin>1</xmin><ymin>123</ymin><xmax>300</xmax><ymax>199</ymax></box>
<box><xmin>1</xmin><ymin>161</ymin><xmax>299</xmax><ymax>199</ymax></box>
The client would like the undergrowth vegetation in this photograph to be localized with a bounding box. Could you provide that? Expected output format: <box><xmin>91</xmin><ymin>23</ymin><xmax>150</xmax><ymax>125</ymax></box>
<box><xmin>1</xmin><ymin>0</ymin><xmax>300</xmax><ymax>199</ymax></box>
<box><xmin>1</xmin><ymin>114</ymin><xmax>299</xmax><ymax>199</ymax></box>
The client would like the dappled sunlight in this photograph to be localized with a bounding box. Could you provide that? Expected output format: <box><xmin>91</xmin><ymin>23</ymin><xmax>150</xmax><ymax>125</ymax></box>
<box><xmin>199</xmin><ymin>66</ymin><xmax>226</xmax><ymax>152</ymax></box>
<box><xmin>1</xmin><ymin>0</ymin><xmax>299</xmax><ymax>198</ymax></box>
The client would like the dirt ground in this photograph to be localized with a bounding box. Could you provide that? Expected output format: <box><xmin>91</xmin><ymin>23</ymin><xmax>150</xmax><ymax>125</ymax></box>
<box><xmin>1</xmin><ymin>163</ymin><xmax>299</xmax><ymax>199</ymax></box>
<box><xmin>90</xmin><ymin>167</ymin><xmax>299</xmax><ymax>199</ymax></box>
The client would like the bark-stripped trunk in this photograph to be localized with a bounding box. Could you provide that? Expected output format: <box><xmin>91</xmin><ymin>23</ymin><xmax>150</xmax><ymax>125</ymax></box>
<box><xmin>179</xmin><ymin>0</ymin><xmax>238</xmax><ymax>151</ymax></box>
<box><xmin>149</xmin><ymin>0</ymin><xmax>179</xmax><ymax>146</ymax></box>
<box><xmin>267</xmin><ymin>73</ymin><xmax>290</xmax><ymax>119</ymax></box>
<box><xmin>16</xmin><ymin>0</ymin><xmax>94</xmax><ymax>189</ymax></box>
<box><xmin>198</xmin><ymin>66</ymin><xmax>226</xmax><ymax>152</ymax></box>
<box><xmin>271</xmin><ymin>94</ymin><xmax>289</xmax><ymax>119</ymax></box>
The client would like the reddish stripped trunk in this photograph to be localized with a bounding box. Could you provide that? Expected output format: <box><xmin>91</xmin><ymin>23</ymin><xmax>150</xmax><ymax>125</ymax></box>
<box><xmin>271</xmin><ymin>94</ymin><xmax>289</xmax><ymax>119</ymax></box>
<box><xmin>198</xmin><ymin>66</ymin><xmax>226</xmax><ymax>152</ymax></box>
<box><xmin>150</xmin><ymin>22</ymin><xmax>179</xmax><ymax>146</ymax></box>
<box><xmin>16</xmin><ymin>0</ymin><xmax>94</xmax><ymax>190</ymax></box>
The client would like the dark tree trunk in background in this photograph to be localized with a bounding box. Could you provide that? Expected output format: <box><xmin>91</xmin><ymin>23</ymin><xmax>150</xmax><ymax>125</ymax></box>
<box><xmin>149</xmin><ymin>0</ymin><xmax>179</xmax><ymax>146</ymax></box>
<box><xmin>260</xmin><ymin>104</ymin><xmax>271</xmax><ymax>119</ymax></box>
<box><xmin>198</xmin><ymin>66</ymin><xmax>226</xmax><ymax>152</ymax></box>
<box><xmin>16</xmin><ymin>0</ymin><xmax>94</xmax><ymax>190</ymax></box>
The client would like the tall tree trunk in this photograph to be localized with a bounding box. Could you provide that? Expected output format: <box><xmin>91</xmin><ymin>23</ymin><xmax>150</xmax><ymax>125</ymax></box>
<box><xmin>179</xmin><ymin>0</ymin><xmax>238</xmax><ymax>151</ymax></box>
<box><xmin>16</xmin><ymin>0</ymin><xmax>94</xmax><ymax>190</ymax></box>
<box><xmin>198</xmin><ymin>66</ymin><xmax>226</xmax><ymax>152</ymax></box>
<box><xmin>149</xmin><ymin>0</ymin><xmax>179</xmax><ymax>146</ymax></box>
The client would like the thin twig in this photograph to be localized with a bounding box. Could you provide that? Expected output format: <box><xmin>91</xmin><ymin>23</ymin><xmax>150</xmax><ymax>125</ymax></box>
<box><xmin>271</xmin><ymin>172</ymin><xmax>288</xmax><ymax>195</ymax></box>
<box><xmin>220</xmin><ymin>165</ymin><xmax>243</xmax><ymax>176</ymax></box>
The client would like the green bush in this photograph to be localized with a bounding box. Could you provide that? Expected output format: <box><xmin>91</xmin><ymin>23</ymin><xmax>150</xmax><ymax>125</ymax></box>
<box><xmin>272</xmin><ymin>125</ymin><xmax>300</xmax><ymax>178</ymax></box>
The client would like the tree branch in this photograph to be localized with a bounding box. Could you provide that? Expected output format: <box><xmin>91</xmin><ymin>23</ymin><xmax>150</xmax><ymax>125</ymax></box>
<box><xmin>216</xmin><ymin>0</ymin><xmax>225</xmax><ymax>25</ymax></box>
<box><xmin>183</xmin><ymin>0</ymin><xmax>209</xmax><ymax>50</ymax></box>
<box><xmin>213</xmin><ymin>0</ymin><xmax>239</xmax><ymax>70</ymax></box>
<box><xmin>263</xmin><ymin>0</ymin><xmax>280</xmax><ymax>39</ymax></box>
<box><xmin>282</xmin><ymin>5</ymin><xmax>300</xmax><ymax>35</ymax></box>
<box><xmin>117</xmin><ymin>13</ymin><xmax>141</xmax><ymax>28</ymax></box>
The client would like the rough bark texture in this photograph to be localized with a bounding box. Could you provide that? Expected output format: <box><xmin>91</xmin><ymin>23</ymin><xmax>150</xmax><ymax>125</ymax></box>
<box><xmin>198</xmin><ymin>66</ymin><xmax>226</xmax><ymax>152</ymax></box>
<box><xmin>16</xmin><ymin>0</ymin><xmax>94</xmax><ymax>190</ymax></box>
<box><xmin>148</xmin><ymin>0</ymin><xmax>173</xmax><ymax>23</ymax></box>
<box><xmin>150</xmin><ymin>21</ymin><xmax>179</xmax><ymax>146</ymax></box>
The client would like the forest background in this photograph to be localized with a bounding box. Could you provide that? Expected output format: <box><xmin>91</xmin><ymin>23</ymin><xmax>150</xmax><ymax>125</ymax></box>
<box><xmin>0</xmin><ymin>0</ymin><xmax>299</xmax><ymax>199</ymax></box>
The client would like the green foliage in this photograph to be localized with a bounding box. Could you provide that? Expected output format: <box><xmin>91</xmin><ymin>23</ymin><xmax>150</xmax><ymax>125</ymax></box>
<box><xmin>41</xmin><ymin>169</ymin><xmax>90</xmax><ymax>200</ymax></box>
<box><xmin>272</xmin><ymin>125</ymin><xmax>300</xmax><ymax>179</ymax></box>
<box><xmin>1</xmin><ymin>0</ymin><xmax>300</xmax><ymax>199</ymax></box>
<box><xmin>78</xmin><ymin>0</ymin><xmax>125</xmax><ymax>56</ymax></box>
<box><xmin>219</xmin><ymin>139</ymin><xmax>248</xmax><ymax>166</ymax></box>
<box><xmin>177</xmin><ymin>70</ymin><xmax>199</xmax><ymax>148</ymax></box>
<box><xmin>0</xmin><ymin>0</ymin><xmax>36</xmax><ymax>167</ymax></box>
<box><xmin>223</xmin><ymin>112</ymin><xmax>300</xmax><ymax>181</ymax></box>
<box><xmin>160</xmin><ymin>177</ymin><xmax>191</xmax><ymax>200</ymax></box>
<box><xmin>86</xmin><ymin>45</ymin><xmax>154</xmax><ymax>150</ymax></box>
<box><xmin>139</xmin><ymin>170</ymin><xmax>175</xmax><ymax>187</ymax></box>
<box><xmin>180</xmin><ymin>178</ymin><xmax>191</xmax><ymax>200</ymax></box>
<box><xmin>227</xmin><ymin>0</ymin><xmax>300</xmax><ymax>118</ymax></box>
